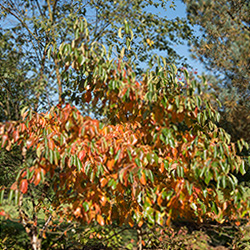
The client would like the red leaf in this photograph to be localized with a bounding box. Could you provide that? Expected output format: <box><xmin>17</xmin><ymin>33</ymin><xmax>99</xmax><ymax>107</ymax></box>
<box><xmin>0</xmin><ymin>210</ymin><xmax>6</xmax><ymax>217</ymax></box>
<box><xmin>78</xmin><ymin>150</ymin><xmax>86</xmax><ymax>161</ymax></box>
<box><xmin>21</xmin><ymin>171</ymin><xmax>27</xmax><ymax>178</ymax></box>
<box><xmin>13</xmin><ymin>130</ymin><xmax>19</xmax><ymax>143</ymax></box>
<box><xmin>20</xmin><ymin>179</ymin><xmax>28</xmax><ymax>194</ymax></box>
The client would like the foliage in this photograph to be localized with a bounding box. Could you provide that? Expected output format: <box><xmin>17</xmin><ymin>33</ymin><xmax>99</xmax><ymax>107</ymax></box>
<box><xmin>1</xmin><ymin>36</ymin><xmax>250</xmax><ymax>249</ymax></box>
<box><xmin>1</xmin><ymin>0</ymin><xmax>193</xmax><ymax>110</ymax></box>
<box><xmin>1</xmin><ymin>3</ymin><xmax>250</xmax><ymax>248</ymax></box>
<box><xmin>183</xmin><ymin>0</ymin><xmax>250</xmax><ymax>145</ymax></box>
<box><xmin>0</xmin><ymin>31</ymin><xmax>36</xmax><ymax>122</ymax></box>
<box><xmin>0</xmin><ymin>219</ymin><xmax>29</xmax><ymax>250</ymax></box>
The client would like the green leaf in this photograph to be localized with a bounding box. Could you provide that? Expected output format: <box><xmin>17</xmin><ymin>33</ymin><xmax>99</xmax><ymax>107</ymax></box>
<box><xmin>14</xmin><ymin>190</ymin><xmax>19</xmax><ymax>206</ymax></box>
<box><xmin>83</xmin><ymin>201</ymin><xmax>89</xmax><ymax>212</ymax></box>
<box><xmin>239</xmin><ymin>161</ymin><xmax>246</xmax><ymax>175</ymax></box>
<box><xmin>76</xmin><ymin>157</ymin><xmax>83</xmax><ymax>172</ymax></box>
<box><xmin>49</xmin><ymin>149</ymin><xmax>54</xmax><ymax>164</ymax></box>
<box><xmin>124</xmin><ymin>20</ymin><xmax>129</xmax><ymax>34</ymax></box>
<box><xmin>114</xmin><ymin>149</ymin><xmax>121</xmax><ymax>162</ymax></box>
<box><xmin>0</xmin><ymin>189</ymin><xmax>4</xmax><ymax>204</ymax></box>
<box><xmin>135</xmin><ymin>158</ymin><xmax>141</xmax><ymax>167</ymax></box>
<box><xmin>8</xmin><ymin>189</ymin><xmax>13</xmax><ymax>203</ymax></box>
<box><xmin>146</xmin><ymin>169</ymin><xmax>154</xmax><ymax>183</ymax></box>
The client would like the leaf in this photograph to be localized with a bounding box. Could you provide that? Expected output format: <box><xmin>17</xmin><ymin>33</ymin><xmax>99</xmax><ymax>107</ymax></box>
<box><xmin>83</xmin><ymin>202</ymin><xmax>89</xmax><ymax>212</ymax></box>
<box><xmin>13</xmin><ymin>130</ymin><xmax>19</xmax><ymax>142</ymax></box>
<box><xmin>100</xmin><ymin>178</ymin><xmax>108</xmax><ymax>187</ymax></box>
<box><xmin>118</xmin><ymin>27</ymin><xmax>123</xmax><ymax>39</ymax></box>
<box><xmin>27</xmin><ymin>138</ymin><xmax>34</xmax><ymax>149</ymax></box>
<box><xmin>78</xmin><ymin>150</ymin><xmax>86</xmax><ymax>160</ymax></box>
<box><xmin>97</xmin><ymin>214</ymin><xmax>105</xmax><ymax>226</ymax></box>
<box><xmin>10</xmin><ymin>182</ymin><xmax>17</xmax><ymax>190</ymax></box>
<box><xmin>8</xmin><ymin>189</ymin><xmax>14</xmax><ymax>203</ymax></box>
<box><xmin>49</xmin><ymin>149</ymin><xmax>54</xmax><ymax>164</ymax></box>
<box><xmin>34</xmin><ymin>172</ymin><xmax>41</xmax><ymax>186</ymax></box>
<box><xmin>114</xmin><ymin>149</ymin><xmax>121</xmax><ymax>162</ymax></box>
<box><xmin>140</xmin><ymin>171</ymin><xmax>146</xmax><ymax>185</ymax></box>
<box><xmin>107</xmin><ymin>159</ymin><xmax>115</xmax><ymax>171</ymax></box>
<box><xmin>0</xmin><ymin>189</ymin><xmax>4</xmax><ymax>204</ymax></box>
<box><xmin>1</xmin><ymin>135</ymin><xmax>8</xmax><ymax>148</ymax></box>
<box><xmin>76</xmin><ymin>157</ymin><xmax>83</xmax><ymax>172</ymax></box>
<box><xmin>20</xmin><ymin>179</ymin><xmax>28</xmax><ymax>194</ymax></box>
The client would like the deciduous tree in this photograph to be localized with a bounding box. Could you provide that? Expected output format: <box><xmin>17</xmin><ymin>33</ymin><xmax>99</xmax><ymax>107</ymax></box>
<box><xmin>1</xmin><ymin>26</ymin><xmax>249</xmax><ymax>248</ymax></box>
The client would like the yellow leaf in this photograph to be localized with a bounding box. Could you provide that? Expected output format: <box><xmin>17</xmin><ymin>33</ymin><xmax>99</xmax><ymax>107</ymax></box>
<box><xmin>146</xmin><ymin>38</ymin><xmax>154</xmax><ymax>46</ymax></box>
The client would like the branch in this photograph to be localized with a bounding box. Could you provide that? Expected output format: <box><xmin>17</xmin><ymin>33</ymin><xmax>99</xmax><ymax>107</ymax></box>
<box><xmin>0</xmin><ymin>3</ymin><xmax>39</xmax><ymax>42</ymax></box>
<box><xmin>39</xmin><ymin>214</ymin><xmax>52</xmax><ymax>238</ymax></box>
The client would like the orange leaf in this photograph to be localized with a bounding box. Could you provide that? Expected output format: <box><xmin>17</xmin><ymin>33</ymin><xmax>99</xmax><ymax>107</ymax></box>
<box><xmin>193</xmin><ymin>107</ymin><xmax>198</xmax><ymax>118</ymax></box>
<box><xmin>157</xmin><ymin>195</ymin><xmax>163</xmax><ymax>206</ymax></box>
<box><xmin>107</xmin><ymin>159</ymin><xmax>115</xmax><ymax>171</ymax></box>
<box><xmin>10</xmin><ymin>182</ymin><xmax>18</xmax><ymax>190</ymax></box>
<box><xmin>33</xmin><ymin>171</ymin><xmax>41</xmax><ymax>186</ymax></box>
<box><xmin>235</xmin><ymin>221</ymin><xmax>241</xmax><ymax>226</ymax></box>
<box><xmin>100</xmin><ymin>196</ymin><xmax>107</xmax><ymax>206</ymax></box>
<box><xmin>160</xmin><ymin>162</ymin><xmax>164</xmax><ymax>173</ymax></box>
<box><xmin>100</xmin><ymin>178</ymin><xmax>108</xmax><ymax>187</ymax></box>
<box><xmin>20</xmin><ymin>179</ymin><xmax>28</xmax><ymax>194</ymax></box>
<box><xmin>138</xmin><ymin>220</ymin><xmax>144</xmax><ymax>227</ymax></box>
<box><xmin>140</xmin><ymin>172</ymin><xmax>146</xmax><ymax>185</ymax></box>
<box><xmin>172</xmin><ymin>148</ymin><xmax>178</xmax><ymax>158</ymax></box>
<box><xmin>48</xmin><ymin>138</ymin><xmax>55</xmax><ymax>150</ymax></box>
<box><xmin>97</xmin><ymin>214</ymin><xmax>105</xmax><ymax>226</ymax></box>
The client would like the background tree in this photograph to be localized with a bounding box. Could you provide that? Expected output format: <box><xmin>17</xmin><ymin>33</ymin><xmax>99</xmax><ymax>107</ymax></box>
<box><xmin>0</xmin><ymin>30</ymin><xmax>36</xmax><ymax>122</ymax></box>
<box><xmin>182</xmin><ymin>0</ymin><xmax>250</xmax><ymax>145</ymax></box>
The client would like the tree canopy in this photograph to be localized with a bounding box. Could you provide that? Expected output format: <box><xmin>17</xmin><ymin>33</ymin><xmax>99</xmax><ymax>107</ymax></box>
<box><xmin>1</xmin><ymin>1</ymin><xmax>250</xmax><ymax>249</ymax></box>
<box><xmin>1</xmin><ymin>23</ymin><xmax>250</xmax><ymax>248</ymax></box>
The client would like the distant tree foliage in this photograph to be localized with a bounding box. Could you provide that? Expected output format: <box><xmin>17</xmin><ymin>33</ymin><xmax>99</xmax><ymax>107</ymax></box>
<box><xmin>183</xmin><ymin>0</ymin><xmax>250</xmax><ymax>144</ymax></box>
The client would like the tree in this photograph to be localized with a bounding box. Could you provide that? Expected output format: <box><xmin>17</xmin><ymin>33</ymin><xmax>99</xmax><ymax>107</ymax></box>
<box><xmin>1</xmin><ymin>25</ymin><xmax>250</xmax><ymax>248</ymax></box>
<box><xmin>0</xmin><ymin>0</ymin><xmax>194</xmax><ymax>110</ymax></box>
<box><xmin>182</xmin><ymin>0</ymin><xmax>250</xmax><ymax>144</ymax></box>
<box><xmin>0</xmin><ymin>30</ymin><xmax>36</xmax><ymax>122</ymax></box>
